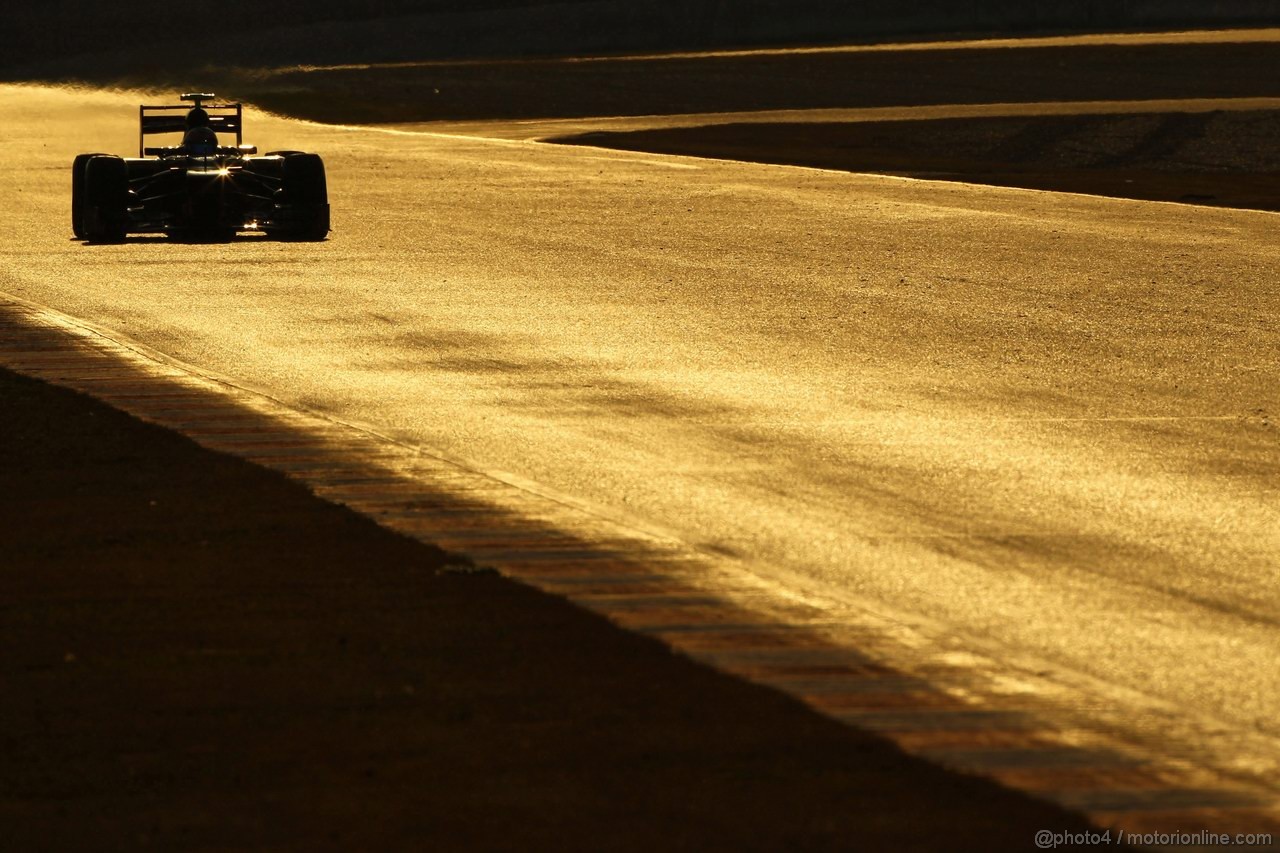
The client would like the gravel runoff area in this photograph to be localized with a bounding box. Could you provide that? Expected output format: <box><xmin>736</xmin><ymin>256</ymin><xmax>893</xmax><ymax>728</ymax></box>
<box><xmin>0</xmin><ymin>366</ymin><xmax>1125</xmax><ymax>850</ymax></box>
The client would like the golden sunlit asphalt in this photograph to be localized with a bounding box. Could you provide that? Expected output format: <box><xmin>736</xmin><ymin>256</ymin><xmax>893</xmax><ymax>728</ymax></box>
<box><xmin>3</xmin><ymin>83</ymin><xmax>1278</xmax><ymax>794</ymax></box>
<box><xmin>406</xmin><ymin>96</ymin><xmax>1280</xmax><ymax>141</ymax></box>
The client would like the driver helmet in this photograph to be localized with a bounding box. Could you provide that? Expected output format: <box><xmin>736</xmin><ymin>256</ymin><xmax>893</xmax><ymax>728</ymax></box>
<box><xmin>183</xmin><ymin>126</ymin><xmax>218</xmax><ymax>155</ymax></box>
<box><xmin>185</xmin><ymin>106</ymin><xmax>210</xmax><ymax>129</ymax></box>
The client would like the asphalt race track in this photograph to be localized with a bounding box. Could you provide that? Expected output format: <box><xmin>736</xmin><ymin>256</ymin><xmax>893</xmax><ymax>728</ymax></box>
<box><xmin>2</xmin><ymin>81</ymin><xmax>1278</xmax><ymax>814</ymax></box>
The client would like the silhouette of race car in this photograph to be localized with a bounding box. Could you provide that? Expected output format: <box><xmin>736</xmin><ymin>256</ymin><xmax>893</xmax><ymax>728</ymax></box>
<box><xmin>72</xmin><ymin>93</ymin><xmax>329</xmax><ymax>242</ymax></box>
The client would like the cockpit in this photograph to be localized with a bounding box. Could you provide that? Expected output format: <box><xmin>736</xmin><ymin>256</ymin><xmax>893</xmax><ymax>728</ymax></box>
<box><xmin>183</xmin><ymin>126</ymin><xmax>219</xmax><ymax>156</ymax></box>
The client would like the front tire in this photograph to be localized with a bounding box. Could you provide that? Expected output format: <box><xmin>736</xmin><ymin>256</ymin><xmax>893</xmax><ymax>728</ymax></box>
<box><xmin>71</xmin><ymin>152</ymin><xmax>107</xmax><ymax>239</ymax></box>
<box><xmin>275</xmin><ymin>153</ymin><xmax>329</xmax><ymax>241</ymax></box>
<box><xmin>81</xmin><ymin>156</ymin><xmax>129</xmax><ymax>243</ymax></box>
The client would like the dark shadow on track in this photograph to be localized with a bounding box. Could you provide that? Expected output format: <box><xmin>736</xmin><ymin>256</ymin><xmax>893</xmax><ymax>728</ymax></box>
<box><xmin>0</xmin><ymin>300</ymin><xmax>1133</xmax><ymax>851</ymax></box>
<box><xmin>550</xmin><ymin>110</ymin><xmax>1280</xmax><ymax>212</ymax></box>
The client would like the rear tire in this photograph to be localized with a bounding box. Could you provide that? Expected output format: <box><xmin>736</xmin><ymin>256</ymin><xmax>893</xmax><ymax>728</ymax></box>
<box><xmin>275</xmin><ymin>153</ymin><xmax>329</xmax><ymax>241</ymax></box>
<box><xmin>81</xmin><ymin>156</ymin><xmax>129</xmax><ymax>243</ymax></box>
<box><xmin>71</xmin><ymin>152</ymin><xmax>107</xmax><ymax>239</ymax></box>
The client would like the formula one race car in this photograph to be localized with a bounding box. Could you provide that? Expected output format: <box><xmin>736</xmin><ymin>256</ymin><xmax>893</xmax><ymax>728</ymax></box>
<box><xmin>72</xmin><ymin>93</ymin><xmax>329</xmax><ymax>242</ymax></box>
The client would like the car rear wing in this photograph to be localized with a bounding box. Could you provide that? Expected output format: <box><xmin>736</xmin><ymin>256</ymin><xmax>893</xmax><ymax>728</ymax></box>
<box><xmin>138</xmin><ymin>99</ymin><xmax>242</xmax><ymax>156</ymax></box>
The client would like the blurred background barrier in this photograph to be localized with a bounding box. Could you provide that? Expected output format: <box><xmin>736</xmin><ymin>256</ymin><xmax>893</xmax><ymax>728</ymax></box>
<box><xmin>6</xmin><ymin>0</ymin><xmax>1280</xmax><ymax>76</ymax></box>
